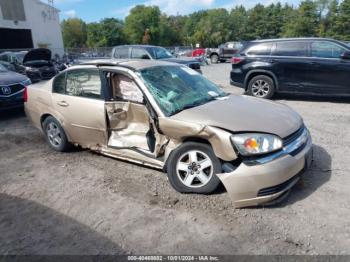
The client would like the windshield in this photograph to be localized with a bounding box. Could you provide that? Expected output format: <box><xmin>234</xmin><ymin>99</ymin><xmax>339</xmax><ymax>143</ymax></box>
<box><xmin>138</xmin><ymin>66</ymin><xmax>227</xmax><ymax>116</ymax></box>
<box><xmin>0</xmin><ymin>64</ymin><xmax>8</xmax><ymax>72</ymax></box>
<box><xmin>147</xmin><ymin>47</ymin><xmax>174</xmax><ymax>59</ymax></box>
<box><xmin>15</xmin><ymin>52</ymin><xmax>26</xmax><ymax>63</ymax></box>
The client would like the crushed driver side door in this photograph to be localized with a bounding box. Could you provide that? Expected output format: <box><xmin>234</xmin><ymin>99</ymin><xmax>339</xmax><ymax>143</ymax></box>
<box><xmin>106</xmin><ymin>101</ymin><xmax>151</xmax><ymax>151</ymax></box>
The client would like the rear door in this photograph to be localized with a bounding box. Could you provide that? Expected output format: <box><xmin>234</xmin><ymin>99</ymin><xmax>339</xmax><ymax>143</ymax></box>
<box><xmin>308</xmin><ymin>40</ymin><xmax>350</xmax><ymax>94</ymax></box>
<box><xmin>270</xmin><ymin>41</ymin><xmax>312</xmax><ymax>92</ymax></box>
<box><xmin>130</xmin><ymin>47</ymin><xmax>152</xmax><ymax>60</ymax></box>
<box><xmin>113</xmin><ymin>46</ymin><xmax>130</xmax><ymax>59</ymax></box>
<box><xmin>51</xmin><ymin>68</ymin><xmax>107</xmax><ymax>147</ymax></box>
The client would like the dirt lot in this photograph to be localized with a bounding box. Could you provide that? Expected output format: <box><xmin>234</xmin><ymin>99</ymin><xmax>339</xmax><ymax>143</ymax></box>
<box><xmin>1</xmin><ymin>63</ymin><xmax>350</xmax><ymax>255</ymax></box>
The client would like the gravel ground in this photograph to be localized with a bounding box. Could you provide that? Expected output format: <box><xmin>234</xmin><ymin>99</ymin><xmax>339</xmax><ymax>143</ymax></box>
<box><xmin>0</xmin><ymin>63</ymin><xmax>350</xmax><ymax>255</ymax></box>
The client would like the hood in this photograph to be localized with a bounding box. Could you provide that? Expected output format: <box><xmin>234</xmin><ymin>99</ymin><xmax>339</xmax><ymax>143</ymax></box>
<box><xmin>0</xmin><ymin>71</ymin><xmax>29</xmax><ymax>86</ymax></box>
<box><xmin>170</xmin><ymin>95</ymin><xmax>303</xmax><ymax>138</ymax></box>
<box><xmin>160</xmin><ymin>57</ymin><xmax>199</xmax><ymax>65</ymax></box>
<box><xmin>23</xmin><ymin>48</ymin><xmax>51</xmax><ymax>64</ymax></box>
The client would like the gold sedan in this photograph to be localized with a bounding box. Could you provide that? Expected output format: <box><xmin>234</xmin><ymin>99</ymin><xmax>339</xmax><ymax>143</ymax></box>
<box><xmin>25</xmin><ymin>60</ymin><xmax>313</xmax><ymax>208</ymax></box>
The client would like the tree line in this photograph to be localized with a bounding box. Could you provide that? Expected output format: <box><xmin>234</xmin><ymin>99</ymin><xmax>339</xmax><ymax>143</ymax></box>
<box><xmin>61</xmin><ymin>0</ymin><xmax>350</xmax><ymax>49</ymax></box>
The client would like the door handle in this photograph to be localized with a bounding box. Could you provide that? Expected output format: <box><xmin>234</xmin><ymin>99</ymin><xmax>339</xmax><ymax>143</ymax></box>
<box><xmin>310</xmin><ymin>61</ymin><xmax>320</xmax><ymax>66</ymax></box>
<box><xmin>57</xmin><ymin>101</ymin><xmax>69</xmax><ymax>107</ymax></box>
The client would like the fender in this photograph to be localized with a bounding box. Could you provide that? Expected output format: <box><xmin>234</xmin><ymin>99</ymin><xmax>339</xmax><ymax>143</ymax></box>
<box><xmin>244</xmin><ymin>69</ymin><xmax>279</xmax><ymax>91</ymax></box>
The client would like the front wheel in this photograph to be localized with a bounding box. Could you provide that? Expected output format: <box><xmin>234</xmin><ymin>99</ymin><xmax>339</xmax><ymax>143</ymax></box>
<box><xmin>247</xmin><ymin>75</ymin><xmax>275</xmax><ymax>99</ymax></box>
<box><xmin>166</xmin><ymin>142</ymin><xmax>221</xmax><ymax>194</ymax></box>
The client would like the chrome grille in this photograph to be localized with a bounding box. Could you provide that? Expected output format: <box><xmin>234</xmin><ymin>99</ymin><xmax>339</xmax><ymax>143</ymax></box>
<box><xmin>0</xmin><ymin>84</ymin><xmax>24</xmax><ymax>96</ymax></box>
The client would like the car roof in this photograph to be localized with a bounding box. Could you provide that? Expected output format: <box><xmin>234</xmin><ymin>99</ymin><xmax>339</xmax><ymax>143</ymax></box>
<box><xmin>113</xmin><ymin>45</ymin><xmax>165</xmax><ymax>49</ymax></box>
<box><xmin>250</xmin><ymin>37</ymin><xmax>339</xmax><ymax>43</ymax></box>
<box><xmin>73</xmin><ymin>59</ymin><xmax>181</xmax><ymax>71</ymax></box>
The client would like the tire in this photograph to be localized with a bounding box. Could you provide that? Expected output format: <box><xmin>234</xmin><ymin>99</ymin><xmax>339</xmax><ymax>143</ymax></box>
<box><xmin>210</xmin><ymin>54</ymin><xmax>219</xmax><ymax>64</ymax></box>
<box><xmin>43</xmin><ymin>116</ymin><xmax>72</xmax><ymax>152</ymax></box>
<box><xmin>247</xmin><ymin>75</ymin><xmax>275</xmax><ymax>99</ymax></box>
<box><xmin>166</xmin><ymin>142</ymin><xmax>221</xmax><ymax>194</ymax></box>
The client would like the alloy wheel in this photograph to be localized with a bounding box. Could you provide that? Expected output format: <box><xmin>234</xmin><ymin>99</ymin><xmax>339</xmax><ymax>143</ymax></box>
<box><xmin>46</xmin><ymin>122</ymin><xmax>62</xmax><ymax>147</ymax></box>
<box><xmin>252</xmin><ymin>79</ymin><xmax>270</xmax><ymax>97</ymax></box>
<box><xmin>176</xmin><ymin>150</ymin><xmax>213</xmax><ymax>188</ymax></box>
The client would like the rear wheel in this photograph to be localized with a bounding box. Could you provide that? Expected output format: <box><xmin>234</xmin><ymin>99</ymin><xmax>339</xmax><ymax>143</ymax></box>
<box><xmin>166</xmin><ymin>142</ymin><xmax>221</xmax><ymax>194</ymax></box>
<box><xmin>43</xmin><ymin>116</ymin><xmax>72</xmax><ymax>152</ymax></box>
<box><xmin>247</xmin><ymin>75</ymin><xmax>275</xmax><ymax>99</ymax></box>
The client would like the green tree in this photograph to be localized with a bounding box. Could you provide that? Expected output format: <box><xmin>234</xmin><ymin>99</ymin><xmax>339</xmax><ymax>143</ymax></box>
<box><xmin>332</xmin><ymin>0</ymin><xmax>350</xmax><ymax>40</ymax></box>
<box><xmin>228</xmin><ymin>6</ymin><xmax>248</xmax><ymax>41</ymax></box>
<box><xmin>195</xmin><ymin>8</ymin><xmax>230</xmax><ymax>47</ymax></box>
<box><xmin>61</xmin><ymin>18</ymin><xmax>87</xmax><ymax>48</ymax></box>
<box><xmin>282</xmin><ymin>0</ymin><xmax>319</xmax><ymax>37</ymax></box>
<box><xmin>87</xmin><ymin>18</ymin><xmax>125</xmax><ymax>47</ymax></box>
<box><xmin>124</xmin><ymin>5</ymin><xmax>161</xmax><ymax>44</ymax></box>
<box><xmin>246</xmin><ymin>4</ymin><xmax>269</xmax><ymax>39</ymax></box>
<box><xmin>158</xmin><ymin>15</ymin><xmax>182</xmax><ymax>46</ymax></box>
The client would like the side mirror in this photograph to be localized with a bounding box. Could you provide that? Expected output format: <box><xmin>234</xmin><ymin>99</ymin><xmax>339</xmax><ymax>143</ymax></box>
<box><xmin>340</xmin><ymin>51</ymin><xmax>350</xmax><ymax>59</ymax></box>
<box><xmin>141</xmin><ymin>55</ymin><xmax>151</xmax><ymax>60</ymax></box>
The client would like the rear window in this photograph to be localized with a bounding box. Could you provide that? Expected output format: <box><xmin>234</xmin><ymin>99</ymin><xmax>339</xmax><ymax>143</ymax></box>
<box><xmin>53</xmin><ymin>73</ymin><xmax>66</xmax><ymax>94</ymax></box>
<box><xmin>246</xmin><ymin>43</ymin><xmax>273</xmax><ymax>56</ymax></box>
<box><xmin>113</xmin><ymin>47</ymin><xmax>129</xmax><ymax>59</ymax></box>
<box><xmin>272</xmin><ymin>41</ymin><xmax>309</xmax><ymax>57</ymax></box>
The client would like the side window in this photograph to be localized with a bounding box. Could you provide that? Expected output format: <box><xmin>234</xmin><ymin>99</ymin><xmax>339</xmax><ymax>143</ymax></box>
<box><xmin>272</xmin><ymin>41</ymin><xmax>308</xmax><ymax>57</ymax></box>
<box><xmin>311</xmin><ymin>41</ymin><xmax>346</xmax><ymax>58</ymax></box>
<box><xmin>227</xmin><ymin>43</ymin><xmax>235</xmax><ymax>49</ymax></box>
<box><xmin>247</xmin><ymin>43</ymin><xmax>273</xmax><ymax>56</ymax></box>
<box><xmin>113</xmin><ymin>47</ymin><xmax>129</xmax><ymax>59</ymax></box>
<box><xmin>52</xmin><ymin>73</ymin><xmax>66</xmax><ymax>94</ymax></box>
<box><xmin>66</xmin><ymin>69</ymin><xmax>103</xmax><ymax>99</ymax></box>
<box><xmin>131</xmin><ymin>48</ymin><xmax>151</xmax><ymax>59</ymax></box>
<box><xmin>111</xmin><ymin>73</ymin><xmax>144</xmax><ymax>103</ymax></box>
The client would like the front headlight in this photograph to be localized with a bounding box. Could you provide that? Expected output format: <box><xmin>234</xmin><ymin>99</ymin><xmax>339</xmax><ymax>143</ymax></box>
<box><xmin>231</xmin><ymin>133</ymin><xmax>283</xmax><ymax>156</ymax></box>
<box><xmin>21</xmin><ymin>78</ymin><xmax>32</xmax><ymax>86</ymax></box>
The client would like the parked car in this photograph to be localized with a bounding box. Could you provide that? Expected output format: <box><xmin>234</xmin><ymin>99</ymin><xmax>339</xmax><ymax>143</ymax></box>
<box><xmin>0</xmin><ymin>64</ymin><xmax>31</xmax><ymax>110</ymax></box>
<box><xmin>111</xmin><ymin>45</ymin><xmax>201</xmax><ymax>73</ymax></box>
<box><xmin>0</xmin><ymin>61</ymin><xmax>16</xmax><ymax>72</ymax></box>
<box><xmin>22</xmin><ymin>48</ymin><xmax>58</xmax><ymax>82</ymax></box>
<box><xmin>230</xmin><ymin>38</ymin><xmax>350</xmax><ymax>99</ymax></box>
<box><xmin>25</xmin><ymin>59</ymin><xmax>313</xmax><ymax>208</ymax></box>
<box><xmin>0</xmin><ymin>51</ymin><xmax>27</xmax><ymax>75</ymax></box>
<box><xmin>207</xmin><ymin>42</ymin><xmax>243</xmax><ymax>64</ymax></box>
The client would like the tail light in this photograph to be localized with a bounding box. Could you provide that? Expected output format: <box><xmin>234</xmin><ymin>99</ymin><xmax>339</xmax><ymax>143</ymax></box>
<box><xmin>23</xmin><ymin>86</ymin><xmax>28</xmax><ymax>103</ymax></box>
<box><xmin>231</xmin><ymin>57</ymin><xmax>245</xmax><ymax>64</ymax></box>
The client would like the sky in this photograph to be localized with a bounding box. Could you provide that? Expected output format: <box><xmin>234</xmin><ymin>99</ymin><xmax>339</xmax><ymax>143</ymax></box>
<box><xmin>54</xmin><ymin>0</ymin><xmax>302</xmax><ymax>22</ymax></box>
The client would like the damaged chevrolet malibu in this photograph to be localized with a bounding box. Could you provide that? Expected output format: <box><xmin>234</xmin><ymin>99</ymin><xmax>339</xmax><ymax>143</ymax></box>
<box><xmin>25</xmin><ymin>60</ymin><xmax>313</xmax><ymax>208</ymax></box>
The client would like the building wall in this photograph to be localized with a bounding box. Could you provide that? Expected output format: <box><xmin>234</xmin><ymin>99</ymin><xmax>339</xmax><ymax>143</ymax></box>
<box><xmin>0</xmin><ymin>0</ymin><xmax>64</xmax><ymax>56</ymax></box>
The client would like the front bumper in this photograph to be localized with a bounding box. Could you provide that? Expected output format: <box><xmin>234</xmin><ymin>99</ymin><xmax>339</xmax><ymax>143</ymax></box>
<box><xmin>217</xmin><ymin>129</ymin><xmax>313</xmax><ymax>208</ymax></box>
<box><xmin>0</xmin><ymin>98</ymin><xmax>24</xmax><ymax>110</ymax></box>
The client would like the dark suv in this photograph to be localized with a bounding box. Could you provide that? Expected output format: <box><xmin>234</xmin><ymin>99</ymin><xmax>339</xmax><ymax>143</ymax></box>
<box><xmin>230</xmin><ymin>38</ymin><xmax>350</xmax><ymax>99</ymax></box>
<box><xmin>111</xmin><ymin>45</ymin><xmax>201</xmax><ymax>73</ymax></box>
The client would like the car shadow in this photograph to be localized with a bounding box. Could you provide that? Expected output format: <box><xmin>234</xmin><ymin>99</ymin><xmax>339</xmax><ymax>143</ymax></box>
<box><xmin>263</xmin><ymin>144</ymin><xmax>332</xmax><ymax>208</ymax></box>
<box><xmin>0</xmin><ymin>193</ymin><xmax>124</xmax><ymax>255</ymax></box>
<box><xmin>275</xmin><ymin>93</ymin><xmax>350</xmax><ymax>103</ymax></box>
<box><xmin>0</xmin><ymin>107</ymin><xmax>25</xmax><ymax>121</ymax></box>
